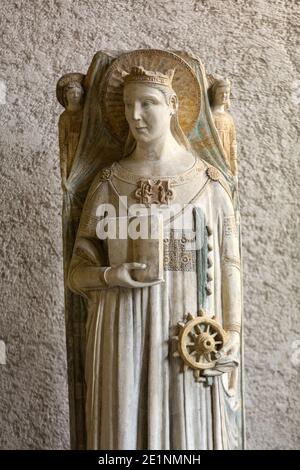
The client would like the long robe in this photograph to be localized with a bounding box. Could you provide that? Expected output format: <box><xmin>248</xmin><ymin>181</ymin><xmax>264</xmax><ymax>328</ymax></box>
<box><xmin>212</xmin><ymin>111</ymin><xmax>237</xmax><ymax>176</ymax></box>
<box><xmin>68</xmin><ymin>157</ymin><xmax>242</xmax><ymax>450</ymax></box>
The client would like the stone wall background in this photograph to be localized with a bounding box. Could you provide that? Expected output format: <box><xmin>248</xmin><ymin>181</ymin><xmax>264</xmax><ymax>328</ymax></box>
<box><xmin>0</xmin><ymin>0</ymin><xmax>299</xmax><ymax>450</ymax></box>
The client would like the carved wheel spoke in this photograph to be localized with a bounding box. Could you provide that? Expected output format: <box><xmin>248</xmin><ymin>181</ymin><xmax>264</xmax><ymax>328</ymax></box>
<box><xmin>205</xmin><ymin>353</ymin><xmax>212</xmax><ymax>362</ymax></box>
<box><xmin>194</xmin><ymin>324</ymin><xmax>202</xmax><ymax>335</ymax></box>
<box><xmin>196</xmin><ymin>353</ymin><xmax>203</xmax><ymax>363</ymax></box>
<box><xmin>188</xmin><ymin>331</ymin><xmax>197</xmax><ymax>340</ymax></box>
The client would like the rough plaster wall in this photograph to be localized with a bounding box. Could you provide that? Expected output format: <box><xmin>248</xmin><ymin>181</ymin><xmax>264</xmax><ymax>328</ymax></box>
<box><xmin>0</xmin><ymin>0</ymin><xmax>299</xmax><ymax>450</ymax></box>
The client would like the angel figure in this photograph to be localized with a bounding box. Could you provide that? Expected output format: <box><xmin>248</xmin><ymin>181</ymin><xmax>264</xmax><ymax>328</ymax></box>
<box><xmin>57</xmin><ymin>73</ymin><xmax>85</xmax><ymax>190</ymax></box>
<box><xmin>209</xmin><ymin>77</ymin><xmax>238</xmax><ymax>178</ymax></box>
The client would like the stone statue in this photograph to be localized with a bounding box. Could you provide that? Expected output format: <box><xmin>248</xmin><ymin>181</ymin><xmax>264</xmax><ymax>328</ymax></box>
<box><xmin>56</xmin><ymin>73</ymin><xmax>85</xmax><ymax>190</ymax></box>
<box><xmin>58</xmin><ymin>50</ymin><xmax>244</xmax><ymax>450</ymax></box>
<box><xmin>209</xmin><ymin>77</ymin><xmax>238</xmax><ymax>178</ymax></box>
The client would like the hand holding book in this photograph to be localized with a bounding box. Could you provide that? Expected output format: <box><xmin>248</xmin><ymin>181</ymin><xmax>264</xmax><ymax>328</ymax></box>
<box><xmin>106</xmin><ymin>214</ymin><xmax>164</xmax><ymax>286</ymax></box>
<box><xmin>104</xmin><ymin>262</ymin><xmax>163</xmax><ymax>288</ymax></box>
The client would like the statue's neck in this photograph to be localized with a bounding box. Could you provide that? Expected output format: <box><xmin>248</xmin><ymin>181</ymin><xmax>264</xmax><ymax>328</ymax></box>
<box><xmin>212</xmin><ymin>104</ymin><xmax>226</xmax><ymax>113</ymax></box>
<box><xmin>66</xmin><ymin>103</ymin><xmax>82</xmax><ymax>112</ymax></box>
<box><xmin>134</xmin><ymin>131</ymin><xmax>179</xmax><ymax>163</ymax></box>
<box><xmin>121</xmin><ymin>131</ymin><xmax>194</xmax><ymax>177</ymax></box>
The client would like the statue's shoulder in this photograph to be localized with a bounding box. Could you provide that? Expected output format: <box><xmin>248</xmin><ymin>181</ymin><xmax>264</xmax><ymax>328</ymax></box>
<box><xmin>97</xmin><ymin>164</ymin><xmax>115</xmax><ymax>183</ymax></box>
<box><xmin>85</xmin><ymin>163</ymin><xmax>115</xmax><ymax>204</ymax></box>
<box><xmin>205</xmin><ymin>164</ymin><xmax>233</xmax><ymax>202</ymax></box>
<box><xmin>58</xmin><ymin>110</ymin><xmax>68</xmax><ymax>125</ymax></box>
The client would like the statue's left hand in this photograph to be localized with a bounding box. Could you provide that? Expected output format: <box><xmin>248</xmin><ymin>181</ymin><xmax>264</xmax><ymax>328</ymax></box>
<box><xmin>223</xmin><ymin>331</ymin><xmax>240</xmax><ymax>357</ymax></box>
<box><xmin>202</xmin><ymin>331</ymin><xmax>240</xmax><ymax>377</ymax></box>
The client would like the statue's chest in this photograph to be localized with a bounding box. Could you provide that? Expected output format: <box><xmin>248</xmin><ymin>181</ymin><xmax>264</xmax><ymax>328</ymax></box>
<box><xmin>110</xmin><ymin>175</ymin><xmax>208</xmax><ymax>209</ymax></box>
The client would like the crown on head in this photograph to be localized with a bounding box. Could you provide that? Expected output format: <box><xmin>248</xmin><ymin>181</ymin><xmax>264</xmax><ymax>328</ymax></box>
<box><xmin>121</xmin><ymin>66</ymin><xmax>175</xmax><ymax>88</ymax></box>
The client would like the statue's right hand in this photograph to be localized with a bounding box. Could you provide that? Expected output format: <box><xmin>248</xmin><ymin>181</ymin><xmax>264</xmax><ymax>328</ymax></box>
<box><xmin>105</xmin><ymin>262</ymin><xmax>163</xmax><ymax>288</ymax></box>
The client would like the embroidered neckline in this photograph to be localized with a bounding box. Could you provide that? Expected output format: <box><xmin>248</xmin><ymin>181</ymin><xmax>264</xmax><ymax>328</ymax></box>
<box><xmin>112</xmin><ymin>157</ymin><xmax>206</xmax><ymax>186</ymax></box>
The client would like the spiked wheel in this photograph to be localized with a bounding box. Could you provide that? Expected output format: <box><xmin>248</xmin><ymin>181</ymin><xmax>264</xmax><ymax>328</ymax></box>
<box><xmin>173</xmin><ymin>309</ymin><xmax>227</xmax><ymax>380</ymax></box>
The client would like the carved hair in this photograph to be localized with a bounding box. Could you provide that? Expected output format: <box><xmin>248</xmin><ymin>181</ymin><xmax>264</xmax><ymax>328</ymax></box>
<box><xmin>123</xmin><ymin>84</ymin><xmax>191</xmax><ymax>157</ymax></box>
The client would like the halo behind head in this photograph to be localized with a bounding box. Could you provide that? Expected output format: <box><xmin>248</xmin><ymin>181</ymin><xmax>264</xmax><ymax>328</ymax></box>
<box><xmin>101</xmin><ymin>49</ymin><xmax>201</xmax><ymax>142</ymax></box>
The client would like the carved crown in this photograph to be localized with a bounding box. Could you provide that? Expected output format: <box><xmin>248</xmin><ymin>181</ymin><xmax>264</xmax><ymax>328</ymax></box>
<box><xmin>121</xmin><ymin>66</ymin><xmax>175</xmax><ymax>88</ymax></box>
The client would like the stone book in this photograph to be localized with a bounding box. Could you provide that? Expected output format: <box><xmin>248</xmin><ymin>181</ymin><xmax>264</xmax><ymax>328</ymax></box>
<box><xmin>107</xmin><ymin>214</ymin><xmax>164</xmax><ymax>283</ymax></box>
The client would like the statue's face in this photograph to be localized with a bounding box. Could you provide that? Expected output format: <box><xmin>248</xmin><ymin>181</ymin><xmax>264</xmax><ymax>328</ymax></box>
<box><xmin>66</xmin><ymin>84</ymin><xmax>83</xmax><ymax>106</ymax></box>
<box><xmin>124</xmin><ymin>83</ymin><xmax>174</xmax><ymax>143</ymax></box>
<box><xmin>214</xmin><ymin>85</ymin><xmax>230</xmax><ymax>106</ymax></box>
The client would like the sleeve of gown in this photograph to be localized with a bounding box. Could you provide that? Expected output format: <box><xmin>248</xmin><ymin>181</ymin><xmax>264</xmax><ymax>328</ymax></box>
<box><xmin>217</xmin><ymin>184</ymin><xmax>241</xmax><ymax>333</ymax></box>
<box><xmin>67</xmin><ymin>180</ymin><xmax>110</xmax><ymax>298</ymax></box>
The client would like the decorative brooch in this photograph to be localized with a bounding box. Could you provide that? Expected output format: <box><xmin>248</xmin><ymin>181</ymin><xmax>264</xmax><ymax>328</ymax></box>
<box><xmin>206</xmin><ymin>166</ymin><xmax>221</xmax><ymax>181</ymax></box>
